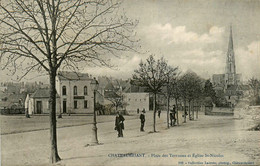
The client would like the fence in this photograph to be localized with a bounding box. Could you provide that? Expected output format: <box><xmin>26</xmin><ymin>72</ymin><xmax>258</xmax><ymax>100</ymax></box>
<box><xmin>0</xmin><ymin>108</ymin><xmax>26</xmax><ymax>115</ymax></box>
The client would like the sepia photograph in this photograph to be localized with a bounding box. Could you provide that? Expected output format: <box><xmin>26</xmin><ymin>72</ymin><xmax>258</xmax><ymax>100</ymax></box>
<box><xmin>0</xmin><ymin>0</ymin><xmax>260</xmax><ymax>165</ymax></box>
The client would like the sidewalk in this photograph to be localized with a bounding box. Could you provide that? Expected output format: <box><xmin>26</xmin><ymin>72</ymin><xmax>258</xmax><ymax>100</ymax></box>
<box><xmin>0</xmin><ymin>114</ymin><xmax>138</xmax><ymax>135</ymax></box>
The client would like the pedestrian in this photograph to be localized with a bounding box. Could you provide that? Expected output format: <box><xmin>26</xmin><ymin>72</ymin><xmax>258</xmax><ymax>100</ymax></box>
<box><xmin>137</xmin><ymin>108</ymin><xmax>139</xmax><ymax>114</ymax></box>
<box><xmin>170</xmin><ymin>111</ymin><xmax>173</xmax><ymax>126</ymax></box>
<box><xmin>25</xmin><ymin>108</ymin><xmax>30</xmax><ymax>118</ymax></box>
<box><xmin>140</xmin><ymin>110</ymin><xmax>145</xmax><ymax>131</ymax></box>
<box><xmin>170</xmin><ymin>105</ymin><xmax>176</xmax><ymax>126</ymax></box>
<box><xmin>158</xmin><ymin>110</ymin><xmax>161</xmax><ymax>118</ymax></box>
<box><xmin>115</xmin><ymin>111</ymin><xmax>125</xmax><ymax>137</ymax></box>
<box><xmin>172</xmin><ymin>105</ymin><xmax>176</xmax><ymax>126</ymax></box>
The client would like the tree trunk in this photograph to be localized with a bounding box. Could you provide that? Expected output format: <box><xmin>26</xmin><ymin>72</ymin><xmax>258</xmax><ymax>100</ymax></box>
<box><xmin>167</xmin><ymin>93</ymin><xmax>170</xmax><ymax>129</ymax></box>
<box><xmin>49</xmin><ymin>72</ymin><xmax>61</xmax><ymax>163</ymax></box>
<box><xmin>184</xmin><ymin>100</ymin><xmax>186</xmax><ymax>123</ymax></box>
<box><xmin>175</xmin><ymin>98</ymin><xmax>179</xmax><ymax>125</ymax></box>
<box><xmin>188</xmin><ymin>101</ymin><xmax>191</xmax><ymax>120</ymax></box>
<box><xmin>196</xmin><ymin>102</ymin><xmax>199</xmax><ymax>119</ymax></box>
<box><xmin>153</xmin><ymin>93</ymin><xmax>157</xmax><ymax>132</ymax></box>
<box><xmin>192</xmin><ymin>100</ymin><xmax>194</xmax><ymax>120</ymax></box>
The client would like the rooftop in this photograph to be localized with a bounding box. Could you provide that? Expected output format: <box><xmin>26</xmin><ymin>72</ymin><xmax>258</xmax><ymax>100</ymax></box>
<box><xmin>31</xmin><ymin>88</ymin><xmax>59</xmax><ymax>98</ymax></box>
<box><xmin>57</xmin><ymin>71</ymin><xmax>92</xmax><ymax>81</ymax></box>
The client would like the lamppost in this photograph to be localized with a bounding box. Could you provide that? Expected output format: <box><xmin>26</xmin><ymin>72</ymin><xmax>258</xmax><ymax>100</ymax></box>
<box><xmin>90</xmin><ymin>77</ymin><xmax>99</xmax><ymax>145</ymax></box>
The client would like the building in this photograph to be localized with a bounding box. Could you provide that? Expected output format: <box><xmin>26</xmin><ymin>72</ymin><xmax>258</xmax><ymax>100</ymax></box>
<box><xmin>122</xmin><ymin>84</ymin><xmax>150</xmax><ymax>114</ymax></box>
<box><xmin>56</xmin><ymin>71</ymin><xmax>94</xmax><ymax>114</ymax></box>
<box><xmin>123</xmin><ymin>92</ymin><xmax>149</xmax><ymax>114</ymax></box>
<box><xmin>26</xmin><ymin>88</ymin><xmax>60</xmax><ymax>114</ymax></box>
<box><xmin>212</xmin><ymin>26</ymin><xmax>244</xmax><ymax>106</ymax></box>
<box><xmin>212</xmin><ymin>26</ymin><xmax>242</xmax><ymax>88</ymax></box>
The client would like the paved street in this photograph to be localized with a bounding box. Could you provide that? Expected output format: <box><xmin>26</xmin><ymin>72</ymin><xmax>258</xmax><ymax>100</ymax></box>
<box><xmin>1</xmin><ymin>109</ymin><xmax>259</xmax><ymax>166</ymax></box>
<box><xmin>0</xmin><ymin>114</ymin><xmax>137</xmax><ymax>135</ymax></box>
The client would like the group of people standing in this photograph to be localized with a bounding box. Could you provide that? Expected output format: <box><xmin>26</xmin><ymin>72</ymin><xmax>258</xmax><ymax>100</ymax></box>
<box><xmin>114</xmin><ymin>105</ymin><xmax>177</xmax><ymax>137</ymax></box>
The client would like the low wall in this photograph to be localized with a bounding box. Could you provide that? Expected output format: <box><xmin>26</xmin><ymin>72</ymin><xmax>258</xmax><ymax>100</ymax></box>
<box><xmin>205</xmin><ymin>107</ymin><xmax>234</xmax><ymax>116</ymax></box>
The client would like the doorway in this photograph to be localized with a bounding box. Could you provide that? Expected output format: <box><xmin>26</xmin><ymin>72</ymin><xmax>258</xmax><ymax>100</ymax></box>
<box><xmin>36</xmin><ymin>101</ymin><xmax>42</xmax><ymax>114</ymax></box>
<box><xmin>63</xmin><ymin>100</ymin><xmax>67</xmax><ymax>113</ymax></box>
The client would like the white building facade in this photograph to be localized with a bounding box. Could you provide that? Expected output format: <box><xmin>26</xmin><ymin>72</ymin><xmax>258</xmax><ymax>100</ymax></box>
<box><xmin>123</xmin><ymin>92</ymin><xmax>149</xmax><ymax>114</ymax></box>
<box><xmin>56</xmin><ymin>71</ymin><xmax>94</xmax><ymax>114</ymax></box>
<box><xmin>25</xmin><ymin>89</ymin><xmax>60</xmax><ymax>115</ymax></box>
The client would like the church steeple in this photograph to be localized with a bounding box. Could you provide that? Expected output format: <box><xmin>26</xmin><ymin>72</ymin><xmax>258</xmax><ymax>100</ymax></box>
<box><xmin>225</xmin><ymin>25</ymin><xmax>237</xmax><ymax>85</ymax></box>
<box><xmin>228</xmin><ymin>25</ymin><xmax>233</xmax><ymax>52</ymax></box>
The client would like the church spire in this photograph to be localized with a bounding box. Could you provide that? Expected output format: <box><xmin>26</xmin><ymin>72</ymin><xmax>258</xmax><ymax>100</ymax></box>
<box><xmin>228</xmin><ymin>25</ymin><xmax>233</xmax><ymax>52</ymax></box>
<box><xmin>225</xmin><ymin>25</ymin><xmax>237</xmax><ymax>85</ymax></box>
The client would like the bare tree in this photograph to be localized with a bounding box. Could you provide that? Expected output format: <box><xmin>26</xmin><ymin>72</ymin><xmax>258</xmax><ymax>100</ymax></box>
<box><xmin>105</xmin><ymin>91</ymin><xmax>124</xmax><ymax>112</ymax></box>
<box><xmin>0</xmin><ymin>0</ymin><xmax>138</xmax><ymax>163</ymax></box>
<box><xmin>168</xmin><ymin>73</ymin><xmax>181</xmax><ymax>125</ymax></box>
<box><xmin>132</xmin><ymin>55</ymin><xmax>168</xmax><ymax>132</ymax></box>
<box><xmin>165</xmin><ymin>66</ymin><xmax>178</xmax><ymax>128</ymax></box>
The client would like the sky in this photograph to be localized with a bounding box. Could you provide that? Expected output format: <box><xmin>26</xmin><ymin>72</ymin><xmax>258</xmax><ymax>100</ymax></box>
<box><xmin>1</xmin><ymin>0</ymin><xmax>260</xmax><ymax>83</ymax></box>
<box><xmin>85</xmin><ymin>0</ymin><xmax>260</xmax><ymax>82</ymax></box>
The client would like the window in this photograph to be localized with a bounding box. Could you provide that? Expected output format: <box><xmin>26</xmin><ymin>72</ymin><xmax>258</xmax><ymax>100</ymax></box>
<box><xmin>128</xmin><ymin>98</ymin><xmax>131</xmax><ymax>101</ymax></box>
<box><xmin>84</xmin><ymin>100</ymin><xmax>88</xmax><ymax>108</ymax></box>
<box><xmin>74</xmin><ymin>86</ymin><xmax>77</xmax><ymax>95</ymax></box>
<box><xmin>140</xmin><ymin>99</ymin><xmax>142</xmax><ymax>101</ymax></box>
<box><xmin>74</xmin><ymin>100</ymin><xmax>78</xmax><ymax>109</ymax></box>
<box><xmin>47</xmin><ymin>101</ymin><xmax>50</xmax><ymax>109</ymax></box>
<box><xmin>62</xmin><ymin>86</ymin><xmax>66</xmax><ymax>95</ymax></box>
<box><xmin>84</xmin><ymin>86</ymin><xmax>88</xmax><ymax>95</ymax></box>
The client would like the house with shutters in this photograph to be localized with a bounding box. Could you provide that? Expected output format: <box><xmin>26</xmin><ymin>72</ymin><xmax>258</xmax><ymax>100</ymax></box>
<box><xmin>26</xmin><ymin>88</ymin><xmax>60</xmax><ymax>115</ymax></box>
<box><xmin>56</xmin><ymin>71</ymin><xmax>94</xmax><ymax>114</ymax></box>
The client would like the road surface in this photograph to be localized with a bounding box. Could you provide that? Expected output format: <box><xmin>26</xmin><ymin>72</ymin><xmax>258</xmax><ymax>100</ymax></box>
<box><xmin>1</xmin><ymin>110</ymin><xmax>259</xmax><ymax>166</ymax></box>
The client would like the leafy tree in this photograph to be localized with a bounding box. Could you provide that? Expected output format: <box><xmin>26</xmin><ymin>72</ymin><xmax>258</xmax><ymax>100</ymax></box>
<box><xmin>248</xmin><ymin>77</ymin><xmax>260</xmax><ymax>105</ymax></box>
<box><xmin>0</xmin><ymin>0</ymin><xmax>137</xmax><ymax>163</ymax></box>
<box><xmin>132</xmin><ymin>55</ymin><xmax>168</xmax><ymax>132</ymax></box>
<box><xmin>204</xmin><ymin>79</ymin><xmax>217</xmax><ymax>103</ymax></box>
<box><xmin>178</xmin><ymin>71</ymin><xmax>203</xmax><ymax>122</ymax></box>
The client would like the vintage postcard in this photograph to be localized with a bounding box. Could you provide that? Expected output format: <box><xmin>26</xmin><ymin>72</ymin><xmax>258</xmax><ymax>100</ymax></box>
<box><xmin>0</xmin><ymin>0</ymin><xmax>259</xmax><ymax>166</ymax></box>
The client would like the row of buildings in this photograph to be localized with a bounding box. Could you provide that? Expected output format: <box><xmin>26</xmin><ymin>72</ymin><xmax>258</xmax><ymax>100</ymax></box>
<box><xmin>21</xmin><ymin>71</ymin><xmax>150</xmax><ymax>115</ymax></box>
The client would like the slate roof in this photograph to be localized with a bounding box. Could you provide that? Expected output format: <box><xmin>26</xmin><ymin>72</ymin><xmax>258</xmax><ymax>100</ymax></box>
<box><xmin>237</xmin><ymin>85</ymin><xmax>250</xmax><ymax>91</ymax></box>
<box><xmin>104</xmin><ymin>91</ymin><xmax>120</xmax><ymax>99</ymax></box>
<box><xmin>57</xmin><ymin>71</ymin><xmax>91</xmax><ymax>80</ymax></box>
<box><xmin>31</xmin><ymin>88</ymin><xmax>60</xmax><ymax>98</ymax></box>
<box><xmin>226</xmin><ymin>85</ymin><xmax>237</xmax><ymax>91</ymax></box>
<box><xmin>104</xmin><ymin>81</ymin><xmax>115</xmax><ymax>91</ymax></box>
<box><xmin>123</xmin><ymin>84</ymin><xmax>148</xmax><ymax>93</ymax></box>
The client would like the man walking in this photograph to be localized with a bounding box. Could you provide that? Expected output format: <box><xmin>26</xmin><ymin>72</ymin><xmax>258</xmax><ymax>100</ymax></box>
<box><xmin>115</xmin><ymin>111</ymin><xmax>125</xmax><ymax>137</ymax></box>
<box><xmin>158</xmin><ymin>110</ymin><xmax>161</xmax><ymax>118</ymax></box>
<box><xmin>172</xmin><ymin>105</ymin><xmax>176</xmax><ymax>126</ymax></box>
<box><xmin>140</xmin><ymin>109</ymin><xmax>145</xmax><ymax>131</ymax></box>
<box><xmin>170</xmin><ymin>105</ymin><xmax>176</xmax><ymax>126</ymax></box>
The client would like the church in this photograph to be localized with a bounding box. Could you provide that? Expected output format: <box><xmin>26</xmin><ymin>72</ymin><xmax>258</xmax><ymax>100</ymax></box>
<box><xmin>212</xmin><ymin>26</ymin><xmax>245</xmax><ymax>106</ymax></box>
